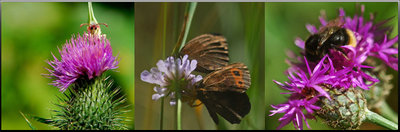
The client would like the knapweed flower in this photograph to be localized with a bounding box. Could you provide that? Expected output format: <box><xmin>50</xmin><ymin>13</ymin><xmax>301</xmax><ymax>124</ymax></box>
<box><xmin>270</xmin><ymin>96</ymin><xmax>320</xmax><ymax>130</ymax></box>
<box><xmin>45</xmin><ymin>33</ymin><xmax>119</xmax><ymax>92</ymax></box>
<box><xmin>141</xmin><ymin>55</ymin><xmax>202</xmax><ymax>105</ymax></box>
<box><xmin>271</xmin><ymin>55</ymin><xmax>333</xmax><ymax>130</ymax></box>
<box><xmin>271</xmin><ymin>5</ymin><xmax>398</xmax><ymax>130</ymax></box>
<box><xmin>370</xmin><ymin>35</ymin><xmax>398</xmax><ymax>70</ymax></box>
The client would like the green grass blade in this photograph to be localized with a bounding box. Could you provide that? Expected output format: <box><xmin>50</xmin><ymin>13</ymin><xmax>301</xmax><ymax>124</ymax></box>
<box><xmin>19</xmin><ymin>111</ymin><xmax>37</xmax><ymax>130</ymax></box>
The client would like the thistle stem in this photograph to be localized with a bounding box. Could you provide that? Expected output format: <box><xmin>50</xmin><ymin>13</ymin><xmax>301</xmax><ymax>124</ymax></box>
<box><xmin>365</xmin><ymin>109</ymin><xmax>398</xmax><ymax>130</ymax></box>
<box><xmin>88</xmin><ymin>2</ymin><xmax>98</xmax><ymax>24</ymax></box>
<box><xmin>379</xmin><ymin>101</ymin><xmax>398</xmax><ymax>123</ymax></box>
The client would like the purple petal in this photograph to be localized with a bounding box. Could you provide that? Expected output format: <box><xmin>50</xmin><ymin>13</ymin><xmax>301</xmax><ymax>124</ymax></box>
<box><xmin>306</xmin><ymin>24</ymin><xmax>318</xmax><ymax>34</ymax></box>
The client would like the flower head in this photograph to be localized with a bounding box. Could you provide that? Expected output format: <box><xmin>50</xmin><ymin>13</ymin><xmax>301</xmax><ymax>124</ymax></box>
<box><xmin>271</xmin><ymin>56</ymin><xmax>334</xmax><ymax>130</ymax></box>
<box><xmin>45</xmin><ymin>33</ymin><xmax>119</xmax><ymax>92</ymax></box>
<box><xmin>284</xmin><ymin>56</ymin><xmax>334</xmax><ymax>99</ymax></box>
<box><xmin>141</xmin><ymin>55</ymin><xmax>202</xmax><ymax>106</ymax></box>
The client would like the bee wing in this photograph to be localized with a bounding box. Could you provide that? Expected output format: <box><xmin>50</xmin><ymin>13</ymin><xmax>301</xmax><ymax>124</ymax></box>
<box><xmin>179</xmin><ymin>34</ymin><xmax>229</xmax><ymax>73</ymax></box>
<box><xmin>197</xmin><ymin>91</ymin><xmax>251</xmax><ymax>124</ymax></box>
<box><xmin>201</xmin><ymin>63</ymin><xmax>251</xmax><ymax>93</ymax></box>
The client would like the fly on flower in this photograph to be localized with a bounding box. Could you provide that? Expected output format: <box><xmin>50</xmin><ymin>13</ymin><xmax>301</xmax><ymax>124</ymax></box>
<box><xmin>80</xmin><ymin>23</ymin><xmax>108</xmax><ymax>36</ymax></box>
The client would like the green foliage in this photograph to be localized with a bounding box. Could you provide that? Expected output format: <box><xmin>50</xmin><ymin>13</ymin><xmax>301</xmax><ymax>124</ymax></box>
<box><xmin>34</xmin><ymin>76</ymin><xmax>130</xmax><ymax>130</ymax></box>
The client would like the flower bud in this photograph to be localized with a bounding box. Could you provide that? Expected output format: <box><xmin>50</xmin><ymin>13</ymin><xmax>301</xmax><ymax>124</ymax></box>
<box><xmin>316</xmin><ymin>86</ymin><xmax>367</xmax><ymax>130</ymax></box>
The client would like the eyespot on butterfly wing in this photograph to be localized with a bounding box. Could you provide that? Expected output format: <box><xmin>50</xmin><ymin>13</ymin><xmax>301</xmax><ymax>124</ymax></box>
<box><xmin>179</xmin><ymin>34</ymin><xmax>229</xmax><ymax>73</ymax></box>
<box><xmin>196</xmin><ymin>91</ymin><xmax>251</xmax><ymax>124</ymax></box>
<box><xmin>200</xmin><ymin>63</ymin><xmax>251</xmax><ymax>93</ymax></box>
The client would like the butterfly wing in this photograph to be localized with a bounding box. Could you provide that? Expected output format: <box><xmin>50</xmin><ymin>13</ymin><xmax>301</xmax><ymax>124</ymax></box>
<box><xmin>197</xmin><ymin>91</ymin><xmax>251</xmax><ymax>124</ymax></box>
<box><xmin>201</xmin><ymin>63</ymin><xmax>251</xmax><ymax>93</ymax></box>
<box><xmin>179</xmin><ymin>34</ymin><xmax>229</xmax><ymax>73</ymax></box>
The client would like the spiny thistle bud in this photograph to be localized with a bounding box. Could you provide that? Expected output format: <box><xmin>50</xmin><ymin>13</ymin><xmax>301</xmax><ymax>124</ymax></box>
<box><xmin>40</xmin><ymin>76</ymin><xmax>129</xmax><ymax>130</ymax></box>
<box><xmin>316</xmin><ymin>87</ymin><xmax>367</xmax><ymax>130</ymax></box>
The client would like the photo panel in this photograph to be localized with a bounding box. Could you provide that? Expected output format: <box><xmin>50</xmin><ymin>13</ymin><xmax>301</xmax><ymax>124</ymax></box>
<box><xmin>135</xmin><ymin>2</ymin><xmax>264</xmax><ymax>130</ymax></box>
<box><xmin>1</xmin><ymin>2</ymin><xmax>135</xmax><ymax>130</ymax></box>
<box><xmin>265</xmin><ymin>2</ymin><xmax>398</xmax><ymax>130</ymax></box>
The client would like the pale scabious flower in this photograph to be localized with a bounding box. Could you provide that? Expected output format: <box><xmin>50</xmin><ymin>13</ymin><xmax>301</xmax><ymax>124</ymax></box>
<box><xmin>141</xmin><ymin>55</ymin><xmax>202</xmax><ymax>106</ymax></box>
<box><xmin>271</xmin><ymin>5</ymin><xmax>397</xmax><ymax>130</ymax></box>
<box><xmin>45</xmin><ymin>33</ymin><xmax>119</xmax><ymax>92</ymax></box>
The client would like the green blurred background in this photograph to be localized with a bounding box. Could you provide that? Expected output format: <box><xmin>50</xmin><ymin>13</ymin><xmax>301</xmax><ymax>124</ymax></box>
<box><xmin>265</xmin><ymin>2</ymin><xmax>398</xmax><ymax>130</ymax></box>
<box><xmin>1</xmin><ymin>2</ymin><xmax>135</xmax><ymax>130</ymax></box>
<box><xmin>135</xmin><ymin>2</ymin><xmax>264</xmax><ymax>130</ymax></box>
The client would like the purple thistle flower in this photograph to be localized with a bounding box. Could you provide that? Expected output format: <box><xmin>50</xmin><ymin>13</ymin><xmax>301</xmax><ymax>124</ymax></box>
<box><xmin>45</xmin><ymin>33</ymin><xmax>119</xmax><ymax>92</ymax></box>
<box><xmin>141</xmin><ymin>55</ymin><xmax>202</xmax><ymax>106</ymax></box>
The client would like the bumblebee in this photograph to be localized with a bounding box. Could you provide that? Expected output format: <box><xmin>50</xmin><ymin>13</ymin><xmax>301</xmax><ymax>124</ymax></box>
<box><xmin>305</xmin><ymin>26</ymin><xmax>356</xmax><ymax>62</ymax></box>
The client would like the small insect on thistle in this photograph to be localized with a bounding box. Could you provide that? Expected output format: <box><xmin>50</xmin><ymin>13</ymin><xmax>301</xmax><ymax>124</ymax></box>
<box><xmin>80</xmin><ymin>23</ymin><xmax>108</xmax><ymax>36</ymax></box>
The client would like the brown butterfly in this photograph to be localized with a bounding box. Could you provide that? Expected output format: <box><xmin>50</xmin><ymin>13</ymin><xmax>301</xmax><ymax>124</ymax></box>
<box><xmin>179</xmin><ymin>34</ymin><xmax>229</xmax><ymax>73</ymax></box>
<box><xmin>196</xmin><ymin>63</ymin><xmax>251</xmax><ymax>124</ymax></box>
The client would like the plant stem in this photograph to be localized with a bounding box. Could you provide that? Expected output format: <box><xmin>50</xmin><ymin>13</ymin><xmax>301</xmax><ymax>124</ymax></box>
<box><xmin>20</xmin><ymin>111</ymin><xmax>36</xmax><ymax>130</ymax></box>
<box><xmin>171</xmin><ymin>2</ymin><xmax>197</xmax><ymax>56</ymax></box>
<box><xmin>132</xmin><ymin>5</ymin><xmax>135</xmax><ymax>130</ymax></box>
<box><xmin>177</xmin><ymin>98</ymin><xmax>182</xmax><ymax>130</ymax></box>
<box><xmin>88</xmin><ymin>2</ymin><xmax>98</xmax><ymax>25</ymax></box>
<box><xmin>365</xmin><ymin>109</ymin><xmax>398</xmax><ymax>130</ymax></box>
<box><xmin>178</xmin><ymin>2</ymin><xmax>197</xmax><ymax>52</ymax></box>
<box><xmin>160</xmin><ymin>98</ymin><xmax>165</xmax><ymax>130</ymax></box>
<box><xmin>170</xmin><ymin>2</ymin><xmax>197</xmax><ymax>130</ymax></box>
<box><xmin>159</xmin><ymin>3</ymin><xmax>168</xmax><ymax>130</ymax></box>
<box><xmin>379</xmin><ymin>101</ymin><xmax>398</xmax><ymax>123</ymax></box>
